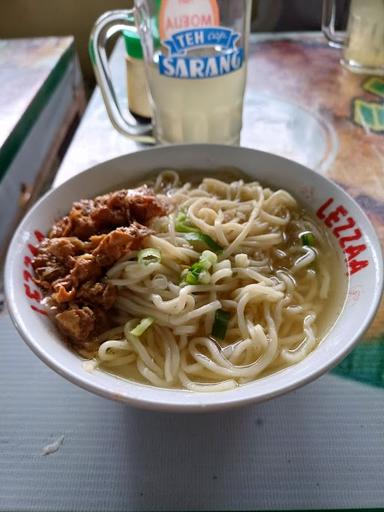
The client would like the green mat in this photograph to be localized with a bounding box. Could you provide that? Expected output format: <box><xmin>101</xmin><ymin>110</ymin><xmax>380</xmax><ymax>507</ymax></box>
<box><xmin>333</xmin><ymin>336</ymin><xmax>384</xmax><ymax>388</ymax></box>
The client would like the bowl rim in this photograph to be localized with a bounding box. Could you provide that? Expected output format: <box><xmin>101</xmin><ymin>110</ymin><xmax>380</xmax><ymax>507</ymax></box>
<box><xmin>5</xmin><ymin>144</ymin><xmax>384</xmax><ymax>412</ymax></box>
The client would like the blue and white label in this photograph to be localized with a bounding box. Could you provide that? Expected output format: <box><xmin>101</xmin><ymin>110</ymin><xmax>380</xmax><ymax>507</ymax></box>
<box><xmin>159</xmin><ymin>27</ymin><xmax>244</xmax><ymax>79</ymax></box>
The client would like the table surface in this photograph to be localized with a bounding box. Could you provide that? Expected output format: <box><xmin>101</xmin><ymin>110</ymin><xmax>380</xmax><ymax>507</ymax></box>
<box><xmin>2</xmin><ymin>32</ymin><xmax>384</xmax><ymax>511</ymax></box>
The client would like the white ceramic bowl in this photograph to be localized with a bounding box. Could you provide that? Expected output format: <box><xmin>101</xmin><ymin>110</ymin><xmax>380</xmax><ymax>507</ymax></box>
<box><xmin>5</xmin><ymin>145</ymin><xmax>383</xmax><ymax>411</ymax></box>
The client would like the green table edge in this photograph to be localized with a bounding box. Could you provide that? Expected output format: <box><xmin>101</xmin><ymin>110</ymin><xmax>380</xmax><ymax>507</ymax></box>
<box><xmin>0</xmin><ymin>40</ymin><xmax>76</xmax><ymax>183</ymax></box>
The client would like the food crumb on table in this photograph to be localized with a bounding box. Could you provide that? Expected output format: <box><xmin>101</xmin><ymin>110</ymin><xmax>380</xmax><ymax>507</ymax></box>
<box><xmin>41</xmin><ymin>435</ymin><xmax>65</xmax><ymax>456</ymax></box>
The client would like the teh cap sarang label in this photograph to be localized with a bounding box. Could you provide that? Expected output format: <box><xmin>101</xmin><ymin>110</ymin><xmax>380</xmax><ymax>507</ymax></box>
<box><xmin>158</xmin><ymin>0</ymin><xmax>244</xmax><ymax>80</ymax></box>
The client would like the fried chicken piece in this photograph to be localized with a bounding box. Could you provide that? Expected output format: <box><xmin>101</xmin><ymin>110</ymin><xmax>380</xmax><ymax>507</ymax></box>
<box><xmin>91</xmin><ymin>190</ymin><xmax>130</xmax><ymax>229</ymax></box>
<box><xmin>127</xmin><ymin>186</ymin><xmax>169</xmax><ymax>223</ymax></box>
<box><xmin>32</xmin><ymin>256</ymin><xmax>67</xmax><ymax>290</ymax></box>
<box><xmin>56</xmin><ymin>306</ymin><xmax>96</xmax><ymax>341</ymax></box>
<box><xmin>32</xmin><ymin>237</ymin><xmax>86</xmax><ymax>290</ymax></box>
<box><xmin>32</xmin><ymin>185</ymin><xmax>169</xmax><ymax>350</ymax></box>
<box><xmin>52</xmin><ymin>278</ymin><xmax>76</xmax><ymax>303</ymax></box>
<box><xmin>49</xmin><ymin>216</ymin><xmax>72</xmax><ymax>238</ymax></box>
<box><xmin>43</xmin><ymin>237</ymin><xmax>87</xmax><ymax>261</ymax></box>
<box><xmin>59</xmin><ymin>200</ymin><xmax>97</xmax><ymax>240</ymax></box>
<box><xmin>48</xmin><ymin>186</ymin><xmax>167</xmax><ymax>239</ymax></box>
<box><xmin>55</xmin><ymin>305</ymin><xmax>110</xmax><ymax>350</ymax></box>
<box><xmin>91</xmin><ymin>224</ymin><xmax>151</xmax><ymax>266</ymax></box>
<box><xmin>76</xmin><ymin>281</ymin><xmax>117</xmax><ymax>309</ymax></box>
<box><xmin>70</xmin><ymin>254</ymin><xmax>102</xmax><ymax>286</ymax></box>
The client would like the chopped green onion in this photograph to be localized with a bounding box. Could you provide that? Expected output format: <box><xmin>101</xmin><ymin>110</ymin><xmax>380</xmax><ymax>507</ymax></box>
<box><xmin>175</xmin><ymin>211</ymin><xmax>186</xmax><ymax>223</ymax></box>
<box><xmin>182</xmin><ymin>250</ymin><xmax>217</xmax><ymax>285</ymax></box>
<box><xmin>300</xmin><ymin>231</ymin><xmax>316</xmax><ymax>247</ymax></box>
<box><xmin>184</xmin><ymin>232</ymin><xmax>223</xmax><ymax>254</ymax></box>
<box><xmin>211</xmin><ymin>309</ymin><xmax>230</xmax><ymax>340</ymax></box>
<box><xmin>175</xmin><ymin>211</ymin><xmax>198</xmax><ymax>233</ymax></box>
<box><xmin>137</xmin><ymin>248</ymin><xmax>161</xmax><ymax>265</ymax></box>
<box><xmin>174</xmin><ymin>211</ymin><xmax>222</xmax><ymax>253</ymax></box>
<box><xmin>184</xmin><ymin>262</ymin><xmax>207</xmax><ymax>285</ymax></box>
<box><xmin>130</xmin><ymin>317</ymin><xmax>154</xmax><ymax>336</ymax></box>
<box><xmin>184</xmin><ymin>267</ymin><xmax>201</xmax><ymax>285</ymax></box>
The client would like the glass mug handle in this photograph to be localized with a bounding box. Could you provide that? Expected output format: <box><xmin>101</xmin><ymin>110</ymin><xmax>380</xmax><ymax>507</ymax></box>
<box><xmin>89</xmin><ymin>10</ymin><xmax>154</xmax><ymax>143</ymax></box>
<box><xmin>322</xmin><ymin>0</ymin><xmax>346</xmax><ymax>48</ymax></box>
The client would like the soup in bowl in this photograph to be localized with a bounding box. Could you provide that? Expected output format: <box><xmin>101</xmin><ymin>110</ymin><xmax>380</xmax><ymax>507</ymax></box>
<box><xmin>5</xmin><ymin>145</ymin><xmax>383</xmax><ymax>411</ymax></box>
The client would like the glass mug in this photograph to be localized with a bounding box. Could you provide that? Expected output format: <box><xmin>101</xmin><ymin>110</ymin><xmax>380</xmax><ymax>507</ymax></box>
<box><xmin>322</xmin><ymin>0</ymin><xmax>384</xmax><ymax>75</ymax></box>
<box><xmin>90</xmin><ymin>0</ymin><xmax>252</xmax><ymax>144</ymax></box>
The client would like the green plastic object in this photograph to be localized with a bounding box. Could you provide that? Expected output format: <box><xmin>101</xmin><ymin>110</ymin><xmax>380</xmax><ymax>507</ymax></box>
<box><xmin>123</xmin><ymin>30</ymin><xmax>144</xmax><ymax>60</ymax></box>
<box><xmin>332</xmin><ymin>336</ymin><xmax>384</xmax><ymax>389</ymax></box>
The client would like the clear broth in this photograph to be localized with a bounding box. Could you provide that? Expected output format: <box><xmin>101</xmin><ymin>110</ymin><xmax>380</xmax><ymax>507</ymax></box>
<box><xmin>97</xmin><ymin>170</ymin><xmax>349</xmax><ymax>388</ymax></box>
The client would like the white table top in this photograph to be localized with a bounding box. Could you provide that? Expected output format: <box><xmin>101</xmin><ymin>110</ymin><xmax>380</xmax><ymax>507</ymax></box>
<box><xmin>1</xmin><ymin>312</ymin><xmax>384</xmax><ymax>511</ymax></box>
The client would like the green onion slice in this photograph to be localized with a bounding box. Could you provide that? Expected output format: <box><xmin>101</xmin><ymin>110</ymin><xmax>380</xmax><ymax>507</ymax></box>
<box><xmin>182</xmin><ymin>250</ymin><xmax>218</xmax><ymax>285</ymax></box>
<box><xmin>184</xmin><ymin>267</ymin><xmax>201</xmax><ymax>285</ymax></box>
<box><xmin>175</xmin><ymin>212</ymin><xmax>199</xmax><ymax>233</ymax></box>
<box><xmin>130</xmin><ymin>317</ymin><xmax>154</xmax><ymax>336</ymax></box>
<box><xmin>137</xmin><ymin>248</ymin><xmax>161</xmax><ymax>265</ymax></box>
<box><xmin>211</xmin><ymin>309</ymin><xmax>230</xmax><ymax>340</ymax></box>
<box><xmin>184</xmin><ymin>262</ymin><xmax>206</xmax><ymax>285</ymax></box>
<box><xmin>174</xmin><ymin>211</ymin><xmax>222</xmax><ymax>253</ymax></box>
<box><xmin>300</xmin><ymin>231</ymin><xmax>316</xmax><ymax>247</ymax></box>
<box><xmin>184</xmin><ymin>232</ymin><xmax>223</xmax><ymax>254</ymax></box>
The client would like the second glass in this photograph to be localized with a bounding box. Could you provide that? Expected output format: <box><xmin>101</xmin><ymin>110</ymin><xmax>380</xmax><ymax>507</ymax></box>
<box><xmin>90</xmin><ymin>0</ymin><xmax>252</xmax><ymax>145</ymax></box>
<box><xmin>322</xmin><ymin>0</ymin><xmax>384</xmax><ymax>75</ymax></box>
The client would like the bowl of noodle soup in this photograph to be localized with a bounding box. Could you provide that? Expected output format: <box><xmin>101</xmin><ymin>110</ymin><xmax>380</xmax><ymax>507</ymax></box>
<box><xmin>5</xmin><ymin>145</ymin><xmax>383</xmax><ymax>411</ymax></box>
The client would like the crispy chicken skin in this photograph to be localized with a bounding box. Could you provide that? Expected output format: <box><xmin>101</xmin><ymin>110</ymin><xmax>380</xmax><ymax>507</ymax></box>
<box><xmin>49</xmin><ymin>186</ymin><xmax>166</xmax><ymax>239</ymax></box>
<box><xmin>32</xmin><ymin>186</ymin><xmax>168</xmax><ymax>354</ymax></box>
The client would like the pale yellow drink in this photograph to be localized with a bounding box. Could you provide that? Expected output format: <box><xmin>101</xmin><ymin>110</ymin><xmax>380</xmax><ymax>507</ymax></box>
<box><xmin>146</xmin><ymin>64</ymin><xmax>247</xmax><ymax>144</ymax></box>
<box><xmin>343</xmin><ymin>0</ymin><xmax>384</xmax><ymax>71</ymax></box>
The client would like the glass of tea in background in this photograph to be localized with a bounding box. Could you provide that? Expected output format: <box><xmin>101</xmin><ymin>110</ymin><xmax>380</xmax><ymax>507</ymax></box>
<box><xmin>322</xmin><ymin>0</ymin><xmax>384</xmax><ymax>75</ymax></box>
<box><xmin>90</xmin><ymin>0</ymin><xmax>252</xmax><ymax>145</ymax></box>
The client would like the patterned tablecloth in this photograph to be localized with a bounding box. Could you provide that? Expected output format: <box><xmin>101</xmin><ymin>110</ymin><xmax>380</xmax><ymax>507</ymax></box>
<box><xmin>2</xmin><ymin>33</ymin><xmax>384</xmax><ymax>512</ymax></box>
<box><xmin>243</xmin><ymin>34</ymin><xmax>384</xmax><ymax>388</ymax></box>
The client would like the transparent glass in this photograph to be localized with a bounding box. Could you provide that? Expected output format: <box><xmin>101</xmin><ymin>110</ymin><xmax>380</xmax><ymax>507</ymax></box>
<box><xmin>90</xmin><ymin>0</ymin><xmax>252</xmax><ymax>144</ymax></box>
<box><xmin>322</xmin><ymin>0</ymin><xmax>384</xmax><ymax>75</ymax></box>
